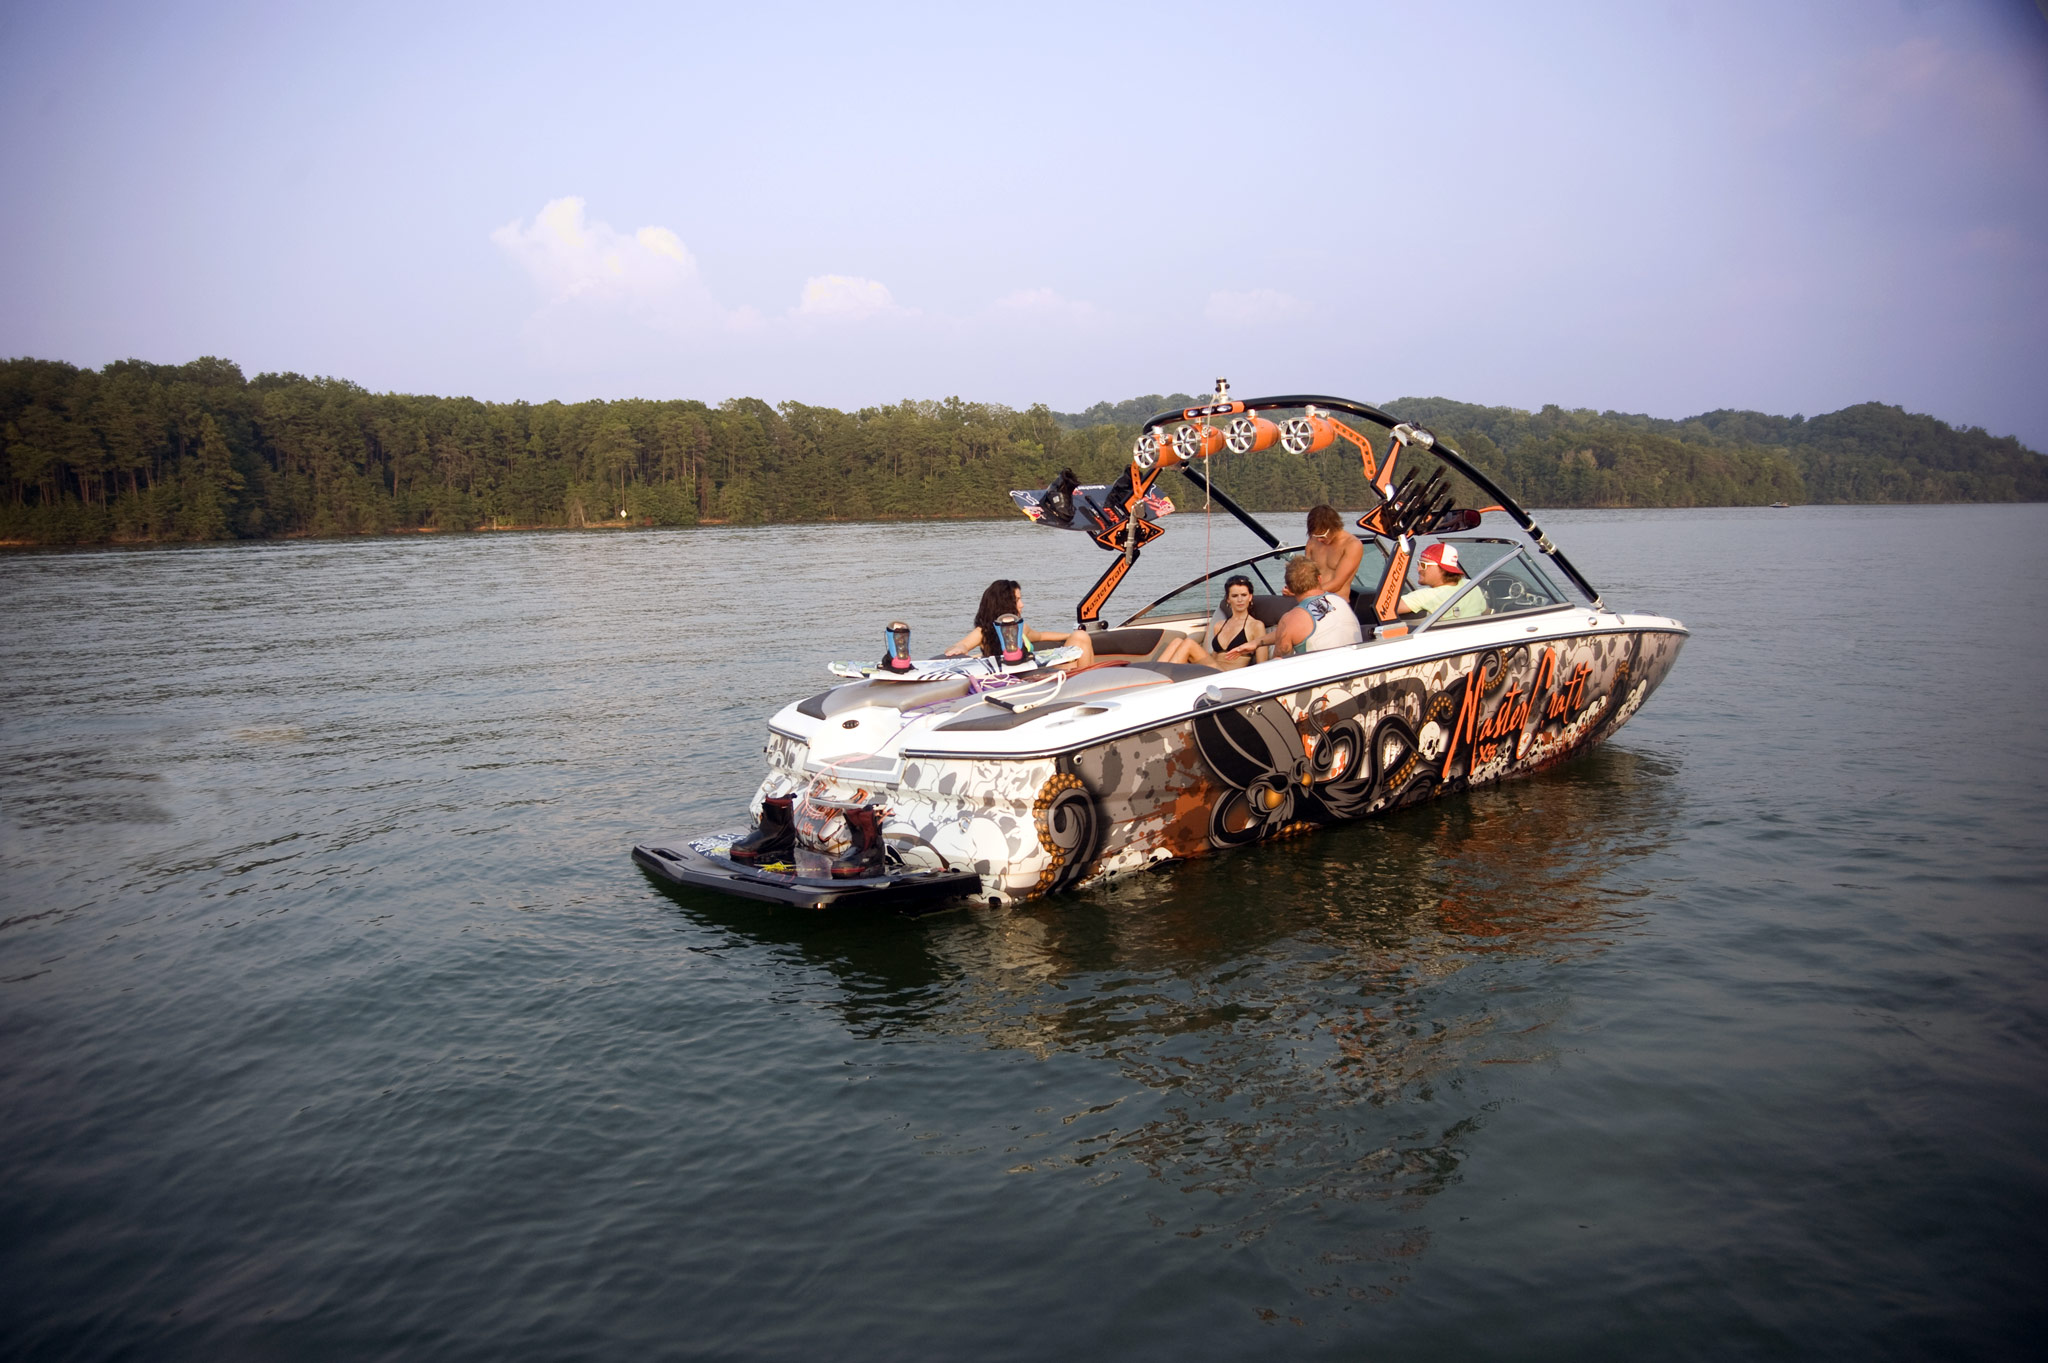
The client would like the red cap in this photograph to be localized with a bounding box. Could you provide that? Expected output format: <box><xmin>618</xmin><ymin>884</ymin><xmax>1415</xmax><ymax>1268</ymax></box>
<box><xmin>1420</xmin><ymin>542</ymin><xmax>1464</xmax><ymax>575</ymax></box>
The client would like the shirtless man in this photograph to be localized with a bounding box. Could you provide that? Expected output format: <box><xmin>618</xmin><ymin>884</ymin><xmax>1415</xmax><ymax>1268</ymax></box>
<box><xmin>1304</xmin><ymin>505</ymin><xmax>1365</xmax><ymax>598</ymax></box>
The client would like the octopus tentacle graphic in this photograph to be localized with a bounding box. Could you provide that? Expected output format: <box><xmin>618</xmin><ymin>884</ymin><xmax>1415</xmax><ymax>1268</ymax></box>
<box><xmin>1194</xmin><ymin>698</ymin><xmax>1309</xmax><ymax>849</ymax></box>
<box><xmin>1032</xmin><ymin>768</ymin><xmax>1100</xmax><ymax>894</ymax></box>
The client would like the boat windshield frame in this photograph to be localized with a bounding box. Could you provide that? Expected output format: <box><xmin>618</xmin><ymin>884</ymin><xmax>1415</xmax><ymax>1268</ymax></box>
<box><xmin>1118</xmin><ymin>523</ymin><xmax>1586</xmax><ymax>631</ymax></box>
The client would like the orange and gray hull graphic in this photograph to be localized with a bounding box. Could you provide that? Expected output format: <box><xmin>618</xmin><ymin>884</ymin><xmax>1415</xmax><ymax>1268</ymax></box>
<box><xmin>758</xmin><ymin>627</ymin><xmax>1686</xmax><ymax>902</ymax></box>
<box><xmin>1068</xmin><ymin>628</ymin><xmax>1686</xmax><ymax>886</ymax></box>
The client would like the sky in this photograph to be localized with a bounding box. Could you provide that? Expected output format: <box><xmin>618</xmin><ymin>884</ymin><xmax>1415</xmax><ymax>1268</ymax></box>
<box><xmin>2</xmin><ymin>0</ymin><xmax>2045</xmax><ymax>445</ymax></box>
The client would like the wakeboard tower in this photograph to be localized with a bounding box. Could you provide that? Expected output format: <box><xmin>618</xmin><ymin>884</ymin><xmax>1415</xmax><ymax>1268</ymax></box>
<box><xmin>634</xmin><ymin>381</ymin><xmax>1687</xmax><ymax>910</ymax></box>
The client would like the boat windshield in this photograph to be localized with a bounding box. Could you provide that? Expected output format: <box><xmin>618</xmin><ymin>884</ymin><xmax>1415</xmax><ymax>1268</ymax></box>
<box><xmin>1403</xmin><ymin>536</ymin><xmax>1572</xmax><ymax>624</ymax></box>
<box><xmin>1423</xmin><ymin>535</ymin><xmax>1593</xmax><ymax>610</ymax></box>
<box><xmin>1121</xmin><ymin>541</ymin><xmax>1393</xmax><ymax>625</ymax></box>
<box><xmin>1122</xmin><ymin>526</ymin><xmax>1593</xmax><ymax>631</ymax></box>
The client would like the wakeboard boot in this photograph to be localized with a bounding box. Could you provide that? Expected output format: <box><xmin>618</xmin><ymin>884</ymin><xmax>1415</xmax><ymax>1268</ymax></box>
<box><xmin>828</xmin><ymin>806</ymin><xmax>886</xmax><ymax>879</ymax></box>
<box><xmin>1043</xmin><ymin>468</ymin><xmax>1079</xmax><ymax>525</ymax></box>
<box><xmin>727</xmin><ymin>795</ymin><xmax>795</xmax><ymax>865</ymax></box>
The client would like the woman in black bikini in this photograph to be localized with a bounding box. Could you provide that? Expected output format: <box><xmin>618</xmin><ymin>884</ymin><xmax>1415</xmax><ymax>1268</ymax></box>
<box><xmin>1157</xmin><ymin>575</ymin><xmax>1266</xmax><ymax>670</ymax></box>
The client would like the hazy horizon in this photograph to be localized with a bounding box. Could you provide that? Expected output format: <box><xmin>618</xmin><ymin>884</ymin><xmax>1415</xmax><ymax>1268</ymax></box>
<box><xmin>3</xmin><ymin>1</ymin><xmax>2044</xmax><ymax>447</ymax></box>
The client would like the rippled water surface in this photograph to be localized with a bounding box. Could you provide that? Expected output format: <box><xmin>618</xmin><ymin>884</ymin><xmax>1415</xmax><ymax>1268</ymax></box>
<box><xmin>3</xmin><ymin>507</ymin><xmax>2044</xmax><ymax>1360</ymax></box>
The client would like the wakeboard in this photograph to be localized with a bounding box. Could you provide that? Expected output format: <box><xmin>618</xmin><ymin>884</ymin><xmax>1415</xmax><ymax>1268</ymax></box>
<box><xmin>829</xmin><ymin>645</ymin><xmax>1082</xmax><ymax>682</ymax></box>
<box><xmin>1011</xmin><ymin>467</ymin><xmax>1171</xmax><ymax>536</ymax></box>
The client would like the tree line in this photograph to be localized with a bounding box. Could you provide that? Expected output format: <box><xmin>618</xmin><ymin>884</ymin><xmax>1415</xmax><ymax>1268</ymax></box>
<box><xmin>1385</xmin><ymin>396</ymin><xmax>2048</xmax><ymax>507</ymax></box>
<box><xmin>1</xmin><ymin>357</ymin><xmax>2040</xmax><ymax>546</ymax></box>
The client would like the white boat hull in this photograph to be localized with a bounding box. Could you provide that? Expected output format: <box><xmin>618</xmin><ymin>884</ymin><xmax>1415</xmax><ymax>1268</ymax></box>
<box><xmin>753</xmin><ymin>611</ymin><xmax>1688</xmax><ymax>905</ymax></box>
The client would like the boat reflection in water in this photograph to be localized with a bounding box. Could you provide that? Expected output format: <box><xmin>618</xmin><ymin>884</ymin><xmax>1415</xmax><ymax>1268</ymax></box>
<box><xmin>648</xmin><ymin>741</ymin><xmax>1682</xmax><ymax>1306</ymax></box>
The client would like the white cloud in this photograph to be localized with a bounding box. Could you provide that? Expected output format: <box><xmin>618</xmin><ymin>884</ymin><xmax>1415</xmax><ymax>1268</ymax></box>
<box><xmin>492</xmin><ymin>196</ymin><xmax>701</xmax><ymax>303</ymax></box>
<box><xmin>795</xmin><ymin>274</ymin><xmax>902</xmax><ymax>319</ymax></box>
<box><xmin>491</xmin><ymin>198</ymin><xmax>1134</xmax><ymax>387</ymax></box>
<box><xmin>635</xmin><ymin>225</ymin><xmax>690</xmax><ymax>264</ymax></box>
<box><xmin>992</xmin><ymin>287</ymin><xmax>1102</xmax><ymax>325</ymax></box>
<box><xmin>1204</xmin><ymin>288</ymin><xmax>1310</xmax><ymax>326</ymax></box>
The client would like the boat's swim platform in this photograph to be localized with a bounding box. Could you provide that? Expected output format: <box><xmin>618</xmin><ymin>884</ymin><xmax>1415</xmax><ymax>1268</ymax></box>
<box><xmin>632</xmin><ymin>837</ymin><xmax>981</xmax><ymax>911</ymax></box>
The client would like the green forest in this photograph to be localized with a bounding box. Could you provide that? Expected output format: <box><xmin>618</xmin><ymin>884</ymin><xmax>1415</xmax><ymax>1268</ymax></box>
<box><xmin>2</xmin><ymin>355</ymin><xmax>2042</xmax><ymax>546</ymax></box>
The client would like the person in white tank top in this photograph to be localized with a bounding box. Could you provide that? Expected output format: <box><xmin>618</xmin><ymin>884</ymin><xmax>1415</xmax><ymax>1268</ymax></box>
<box><xmin>1297</xmin><ymin>587</ymin><xmax>1364</xmax><ymax>653</ymax></box>
<box><xmin>1223</xmin><ymin>556</ymin><xmax>1364</xmax><ymax>663</ymax></box>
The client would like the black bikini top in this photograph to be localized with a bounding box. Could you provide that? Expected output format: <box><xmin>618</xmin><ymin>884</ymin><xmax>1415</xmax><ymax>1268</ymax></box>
<box><xmin>1211</xmin><ymin>619</ymin><xmax>1250</xmax><ymax>653</ymax></box>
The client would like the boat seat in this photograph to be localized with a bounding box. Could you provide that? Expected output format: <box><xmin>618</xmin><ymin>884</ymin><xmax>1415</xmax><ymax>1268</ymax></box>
<box><xmin>1128</xmin><ymin>660</ymin><xmax>1221</xmax><ymax>681</ymax></box>
<box><xmin>1248</xmin><ymin>595</ymin><xmax>1293</xmax><ymax>627</ymax></box>
<box><xmin>1057</xmin><ymin>661</ymin><xmax>1218</xmax><ymax>697</ymax></box>
<box><xmin>1083</xmin><ymin>627</ymin><xmax>1171</xmax><ymax>664</ymax></box>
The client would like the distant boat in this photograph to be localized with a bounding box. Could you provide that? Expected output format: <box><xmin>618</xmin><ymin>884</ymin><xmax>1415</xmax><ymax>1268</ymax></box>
<box><xmin>1770</xmin><ymin>501</ymin><xmax>1791</xmax><ymax>508</ymax></box>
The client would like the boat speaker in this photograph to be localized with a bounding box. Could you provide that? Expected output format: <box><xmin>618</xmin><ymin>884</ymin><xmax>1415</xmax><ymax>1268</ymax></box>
<box><xmin>1279</xmin><ymin>415</ymin><xmax>1338</xmax><ymax>455</ymax></box>
<box><xmin>1224</xmin><ymin>416</ymin><xmax>1280</xmax><ymax>455</ymax></box>
<box><xmin>1170</xmin><ymin>424</ymin><xmax>1225</xmax><ymax>461</ymax></box>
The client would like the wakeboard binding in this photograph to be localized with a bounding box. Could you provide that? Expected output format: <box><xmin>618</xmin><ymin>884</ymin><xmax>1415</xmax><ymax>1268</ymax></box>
<box><xmin>727</xmin><ymin>795</ymin><xmax>796</xmax><ymax>865</ymax></box>
<box><xmin>827</xmin><ymin>806</ymin><xmax>887</xmax><ymax>879</ymax></box>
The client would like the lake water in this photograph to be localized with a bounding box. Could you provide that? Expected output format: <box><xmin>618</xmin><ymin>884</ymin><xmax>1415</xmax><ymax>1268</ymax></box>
<box><xmin>2</xmin><ymin>506</ymin><xmax>2044</xmax><ymax>1360</ymax></box>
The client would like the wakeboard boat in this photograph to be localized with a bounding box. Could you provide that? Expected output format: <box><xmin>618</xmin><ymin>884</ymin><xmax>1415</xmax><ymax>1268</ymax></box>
<box><xmin>634</xmin><ymin>386</ymin><xmax>1688</xmax><ymax>909</ymax></box>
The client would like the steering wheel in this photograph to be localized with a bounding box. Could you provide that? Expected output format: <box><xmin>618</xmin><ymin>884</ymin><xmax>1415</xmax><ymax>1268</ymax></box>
<box><xmin>1482</xmin><ymin>577</ymin><xmax>1536</xmax><ymax>611</ymax></box>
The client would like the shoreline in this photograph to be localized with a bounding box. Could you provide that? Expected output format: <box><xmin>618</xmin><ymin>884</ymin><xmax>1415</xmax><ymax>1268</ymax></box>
<box><xmin>11</xmin><ymin>499</ymin><xmax>2048</xmax><ymax>553</ymax></box>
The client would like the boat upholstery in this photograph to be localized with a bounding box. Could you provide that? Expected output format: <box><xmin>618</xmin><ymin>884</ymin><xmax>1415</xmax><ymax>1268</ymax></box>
<box><xmin>1083</xmin><ymin>627</ymin><xmax>1169</xmax><ymax>663</ymax></box>
<box><xmin>1061</xmin><ymin>661</ymin><xmax>1216</xmax><ymax>695</ymax></box>
<box><xmin>1248</xmin><ymin>594</ymin><xmax>1294</xmax><ymax>627</ymax></box>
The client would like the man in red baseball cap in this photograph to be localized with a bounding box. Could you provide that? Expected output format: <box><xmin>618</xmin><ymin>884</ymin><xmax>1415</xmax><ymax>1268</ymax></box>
<box><xmin>1399</xmin><ymin>541</ymin><xmax>1485</xmax><ymax>620</ymax></box>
